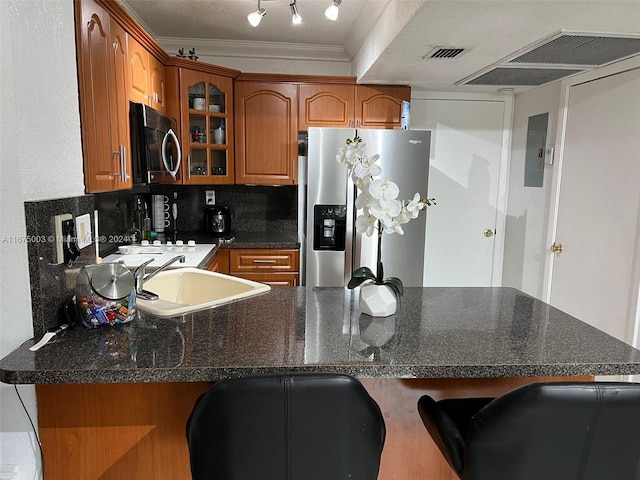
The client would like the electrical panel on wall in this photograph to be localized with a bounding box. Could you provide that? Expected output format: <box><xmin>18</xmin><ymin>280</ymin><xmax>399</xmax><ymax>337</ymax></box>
<box><xmin>524</xmin><ymin>112</ymin><xmax>549</xmax><ymax>188</ymax></box>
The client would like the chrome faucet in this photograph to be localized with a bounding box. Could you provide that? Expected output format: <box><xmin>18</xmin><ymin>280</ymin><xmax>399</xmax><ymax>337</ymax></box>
<box><xmin>134</xmin><ymin>255</ymin><xmax>186</xmax><ymax>301</ymax></box>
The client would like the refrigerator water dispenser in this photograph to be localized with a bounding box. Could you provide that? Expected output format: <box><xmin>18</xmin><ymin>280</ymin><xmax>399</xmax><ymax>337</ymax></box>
<box><xmin>313</xmin><ymin>205</ymin><xmax>346</xmax><ymax>251</ymax></box>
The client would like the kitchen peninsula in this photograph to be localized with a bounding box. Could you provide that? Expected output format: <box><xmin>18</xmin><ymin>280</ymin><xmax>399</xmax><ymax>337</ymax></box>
<box><xmin>2</xmin><ymin>287</ymin><xmax>640</xmax><ymax>479</ymax></box>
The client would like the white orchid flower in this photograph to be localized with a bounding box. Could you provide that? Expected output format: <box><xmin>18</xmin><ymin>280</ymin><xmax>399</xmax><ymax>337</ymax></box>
<box><xmin>355</xmin><ymin>188</ymin><xmax>377</xmax><ymax>210</ymax></box>
<box><xmin>355</xmin><ymin>212</ymin><xmax>377</xmax><ymax>236</ymax></box>
<box><xmin>370</xmin><ymin>198</ymin><xmax>402</xmax><ymax>227</ymax></box>
<box><xmin>405</xmin><ymin>192</ymin><xmax>425</xmax><ymax>219</ymax></box>
<box><xmin>337</xmin><ymin>148</ymin><xmax>355</xmax><ymax>169</ymax></box>
<box><xmin>396</xmin><ymin>207</ymin><xmax>412</xmax><ymax>225</ymax></box>
<box><xmin>384</xmin><ymin>218</ymin><xmax>405</xmax><ymax>235</ymax></box>
<box><xmin>353</xmin><ymin>153</ymin><xmax>382</xmax><ymax>179</ymax></box>
<box><xmin>351</xmin><ymin>170</ymin><xmax>373</xmax><ymax>191</ymax></box>
<box><xmin>369</xmin><ymin>179</ymin><xmax>399</xmax><ymax>201</ymax></box>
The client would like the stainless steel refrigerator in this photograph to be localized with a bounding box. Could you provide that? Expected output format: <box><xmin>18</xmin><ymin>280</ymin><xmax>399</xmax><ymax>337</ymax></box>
<box><xmin>304</xmin><ymin>127</ymin><xmax>431</xmax><ymax>287</ymax></box>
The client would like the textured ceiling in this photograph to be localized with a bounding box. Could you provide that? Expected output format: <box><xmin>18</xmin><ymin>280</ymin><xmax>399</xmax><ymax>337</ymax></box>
<box><xmin>119</xmin><ymin>0</ymin><xmax>640</xmax><ymax>93</ymax></box>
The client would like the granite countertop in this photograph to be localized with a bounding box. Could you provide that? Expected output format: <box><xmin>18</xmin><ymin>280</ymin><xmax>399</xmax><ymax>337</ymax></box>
<box><xmin>2</xmin><ymin>287</ymin><xmax>640</xmax><ymax>385</ymax></box>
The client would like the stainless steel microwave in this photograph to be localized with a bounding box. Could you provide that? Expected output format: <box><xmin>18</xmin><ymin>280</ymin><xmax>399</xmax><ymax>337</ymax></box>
<box><xmin>129</xmin><ymin>102</ymin><xmax>181</xmax><ymax>184</ymax></box>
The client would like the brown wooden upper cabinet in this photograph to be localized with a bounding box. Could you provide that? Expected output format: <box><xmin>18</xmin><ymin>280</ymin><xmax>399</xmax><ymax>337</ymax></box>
<box><xmin>298</xmin><ymin>84</ymin><xmax>410</xmax><ymax>130</ymax></box>
<box><xmin>298</xmin><ymin>84</ymin><xmax>356</xmax><ymax>130</ymax></box>
<box><xmin>128</xmin><ymin>35</ymin><xmax>166</xmax><ymax>113</ymax></box>
<box><xmin>75</xmin><ymin>0</ymin><xmax>132</xmax><ymax>193</ymax></box>
<box><xmin>127</xmin><ymin>35</ymin><xmax>149</xmax><ymax>106</ymax></box>
<box><xmin>172</xmin><ymin>68</ymin><xmax>234</xmax><ymax>185</ymax></box>
<box><xmin>355</xmin><ymin>85</ymin><xmax>410</xmax><ymax>129</ymax></box>
<box><xmin>149</xmin><ymin>55</ymin><xmax>166</xmax><ymax>112</ymax></box>
<box><xmin>234</xmin><ymin>82</ymin><xmax>298</xmax><ymax>185</ymax></box>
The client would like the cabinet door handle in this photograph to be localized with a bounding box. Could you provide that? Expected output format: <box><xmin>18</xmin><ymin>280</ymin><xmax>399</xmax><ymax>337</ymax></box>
<box><xmin>112</xmin><ymin>149</ymin><xmax>122</xmax><ymax>179</ymax></box>
<box><xmin>253</xmin><ymin>259</ymin><xmax>277</xmax><ymax>264</ymax></box>
<box><xmin>349</xmin><ymin>119</ymin><xmax>354</xmax><ymax>128</ymax></box>
<box><xmin>187</xmin><ymin>155</ymin><xmax>191</xmax><ymax>179</ymax></box>
<box><xmin>120</xmin><ymin>145</ymin><xmax>127</xmax><ymax>182</ymax></box>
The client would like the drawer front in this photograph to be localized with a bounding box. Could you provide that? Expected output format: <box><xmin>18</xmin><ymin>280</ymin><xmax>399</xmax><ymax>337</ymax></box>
<box><xmin>230</xmin><ymin>249</ymin><xmax>299</xmax><ymax>272</ymax></box>
<box><xmin>233</xmin><ymin>272</ymin><xmax>299</xmax><ymax>287</ymax></box>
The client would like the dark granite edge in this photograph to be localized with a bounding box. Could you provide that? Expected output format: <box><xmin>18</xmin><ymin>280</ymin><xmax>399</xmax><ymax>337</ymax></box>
<box><xmin>222</xmin><ymin>240</ymin><xmax>300</xmax><ymax>249</ymax></box>
<box><xmin>197</xmin><ymin>243</ymin><xmax>220</xmax><ymax>268</ymax></box>
<box><xmin>4</xmin><ymin>362</ymin><xmax>640</xmax><ymax>385</ymax></box>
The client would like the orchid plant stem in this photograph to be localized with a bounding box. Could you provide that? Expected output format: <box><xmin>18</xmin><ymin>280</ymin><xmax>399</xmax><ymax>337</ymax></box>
<box><xmin>376</xmin><ymin>221</ymin><xmax>383</xmax><ymax>283</ymax></box>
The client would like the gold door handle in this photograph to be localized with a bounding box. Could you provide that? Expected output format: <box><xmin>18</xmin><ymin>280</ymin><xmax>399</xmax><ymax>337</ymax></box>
<box><xmin>551</xmin><ymin>243</ymin><xmax>564</xmax><ymax>254</ymax></box>
<box><xmin>484</xmin><ymin>229</ymin><xmax>494</xmax><ymax>238</ymax></box>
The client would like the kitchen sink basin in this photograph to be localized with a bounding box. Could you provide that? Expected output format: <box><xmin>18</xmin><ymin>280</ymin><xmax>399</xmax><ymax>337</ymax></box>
<box><xmin>135</xmin><ymin>267</ymin><xmax>271</xmax><ymax>317</ymax></box>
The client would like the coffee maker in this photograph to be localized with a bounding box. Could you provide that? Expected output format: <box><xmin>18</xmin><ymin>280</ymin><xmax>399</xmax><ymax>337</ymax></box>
<box><xmin>205</xmin><ymin>205</ymin><xmax>232</xmax><ymax>235</ymax></box>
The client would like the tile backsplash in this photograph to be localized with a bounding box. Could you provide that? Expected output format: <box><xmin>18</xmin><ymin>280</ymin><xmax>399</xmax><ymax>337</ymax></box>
<box><xmin>95</xmin><ymin>185</ymin><xmax>298</xmax><ymax>243</ymax></box>
<box><xmin>24</xmin><ymin>195</ymin><xmax>96</xmax><ymax>337</ymax></box>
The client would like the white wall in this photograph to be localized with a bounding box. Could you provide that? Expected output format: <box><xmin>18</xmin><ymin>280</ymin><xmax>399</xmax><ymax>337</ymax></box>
<box><xmin>0</xmin><ymin>1</ymin><xmax>84</xmax><ymax>478</ymax></box>
<box><xmin>502</xmin><ymin>82</ymin><xmax>561</xmax><ymax>298</ymax></box>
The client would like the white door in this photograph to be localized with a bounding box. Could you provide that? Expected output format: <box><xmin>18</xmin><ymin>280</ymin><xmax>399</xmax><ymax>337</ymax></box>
<box><xmin>411</xmin><ymin>97</ymin><xmax>508</xmax><ymax>286</ymax></box>
<box><xmin>549</xmin><ymin>67</ymin><xmax>640</xmax><ymax>346</ymax></box>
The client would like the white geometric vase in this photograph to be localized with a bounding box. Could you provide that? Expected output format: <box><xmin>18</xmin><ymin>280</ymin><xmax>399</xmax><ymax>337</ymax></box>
<box><xmin>359</xmin><ymin>284</ymin><xmax>398</xmax><ymax>317</ymax></box>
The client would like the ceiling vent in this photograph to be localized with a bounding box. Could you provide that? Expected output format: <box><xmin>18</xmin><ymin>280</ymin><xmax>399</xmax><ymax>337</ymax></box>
<box><xmin>465</xmin><ymin>67</ymin><xmax>584</xmax><ymax>86</ymax></box>
<box><xmin>508</xmin><ymin>34</ymin><xmax>640</xmax><ymax>66</ymax></box>
<box><xmin>424</xmin><ymin>47</ymin><xmax>466</xmax><ymax>59</ymax></box>
<box><xmin>458</xmin><ymin>32</ymin><xmax>640</xmax><ymax>87</ymax></box>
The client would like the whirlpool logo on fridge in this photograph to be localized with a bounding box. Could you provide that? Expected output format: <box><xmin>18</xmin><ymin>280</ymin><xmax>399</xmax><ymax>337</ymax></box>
<box><xmin>409</xmin><ymin>139</ymin><xmax>422</xmax><ymax>145</ymax></box>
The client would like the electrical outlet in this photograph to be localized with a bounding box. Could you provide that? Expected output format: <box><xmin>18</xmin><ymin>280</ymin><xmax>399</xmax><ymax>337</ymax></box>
<box><xmin>205</xmin><ymin>190</ymin><xmax>215</xmax><ymax>205</ymax></box>
<box><xmin>75</xmin><ymin>213</ymin><xmax>92</xmax><ymax>249</ymax></box>
<box><xmin>53</xmin><ymin>213</ymin><xmax>72</xmax><ymax>264</ymax></box>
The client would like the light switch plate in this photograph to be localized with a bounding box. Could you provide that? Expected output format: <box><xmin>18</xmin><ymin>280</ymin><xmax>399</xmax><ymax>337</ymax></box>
<box><xmin>75</xmin><ymin>213</ymin><xmax>92</xmax><ymax>249</ymax></box>
<box><xmin>205</xmin><ymin>190</ymin><xmax>215</xmax><ymax>205</ymax></box>
<box><xmin>545</xmin><ymin>145</ymin><xmax>555</xmax><ymax>166</ymax></box>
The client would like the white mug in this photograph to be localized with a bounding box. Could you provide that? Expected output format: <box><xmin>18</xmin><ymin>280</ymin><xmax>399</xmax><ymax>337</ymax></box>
<box><xmin>209</xmin><ymin>104</ymin><xmax>221</xmax><ymax>112</ymax></box>
<box><xmin>193</xmin><ymin>98</ymin><xmax>206</xmax><ymax>110</ymax></box>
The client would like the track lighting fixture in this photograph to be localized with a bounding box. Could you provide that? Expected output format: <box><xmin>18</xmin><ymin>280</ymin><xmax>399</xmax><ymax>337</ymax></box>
<box><xmin>247</xmin><ymin>0</ymin><xmax>266</xmax><ymax>27</ymax></box>
<box><xmin>290</xmin><ymin>1</ymin><xmax>302</xmax><ymax>25</ymax></box>
<box><xmin>324</xmin><ymin>0</ymin><xmax>342</xmax><ymax>21</ymax></box>
<box><xmin>247</xmin><ymin>0</ymin><xmax>341</xmax><ymax>28</ymax></box>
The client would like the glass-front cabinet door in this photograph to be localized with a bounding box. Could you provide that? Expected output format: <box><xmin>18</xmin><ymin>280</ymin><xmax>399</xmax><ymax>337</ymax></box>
<box><xmin>179</xmin><ymin>69</ymin><xmax>234</xmax><ymax>184</ymax></box>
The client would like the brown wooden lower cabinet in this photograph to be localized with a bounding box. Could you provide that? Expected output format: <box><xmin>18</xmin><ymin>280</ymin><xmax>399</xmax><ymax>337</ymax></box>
<box><xmin>207</xmin><ymin>247</ymin><xmax>300</xmax><ymax>286</ymax></box>
<box><xmin>205</xmin><ymin>248</ymin><xmax>230</xmax><ymax>274</ymax></box>
<box><xmin>36</xmin><ymin>376</ymin><xmax>591</xmax><ymax>479</ymax></box>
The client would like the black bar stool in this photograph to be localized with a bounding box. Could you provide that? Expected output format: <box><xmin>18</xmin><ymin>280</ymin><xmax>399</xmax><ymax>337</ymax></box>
<box><xmin>418</xmin><ymin>382</ymin><xmax>640</xmax><ymax>480</ymax></box>
<box><xmin>187</xmin><ymin>373</ymin><xmax>386</xmax><ymax>480</ymax></box>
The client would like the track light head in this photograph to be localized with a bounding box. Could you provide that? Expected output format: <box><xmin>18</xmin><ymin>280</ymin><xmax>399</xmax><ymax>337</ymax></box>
<box><xmin>290</xmin><ymin>1</ymin><xmax>302</xmax><ymax>25</ymax></box>
<box><xmin>248</xmin><ymin>0</ymin><xmax>266</xmax><ymax>27</ymax></box>
<box><xmin>324</xmin><ymin>0</ymin><xmax>342</xmax><ymax>21</ymax></box>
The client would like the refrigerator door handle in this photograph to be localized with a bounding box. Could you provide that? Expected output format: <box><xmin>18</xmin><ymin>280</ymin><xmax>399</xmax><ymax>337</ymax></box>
<box><xmin>345</xmin><ymin>180</ymin><xmax>356</xmax><ymax>285</ymax></box>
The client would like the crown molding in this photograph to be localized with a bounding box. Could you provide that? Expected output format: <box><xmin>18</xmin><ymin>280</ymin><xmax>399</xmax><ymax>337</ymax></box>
<box><xmin>158</xmin><ymin>37</ymin><xmax>351</xmax><ymax>63</ymax></box>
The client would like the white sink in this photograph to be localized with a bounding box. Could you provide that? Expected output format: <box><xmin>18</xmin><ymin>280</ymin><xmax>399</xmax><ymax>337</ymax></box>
<box><xmin>136</xmin><ymin>267</ymin><xmax>271</xmax><ymax>317</ymax></box>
